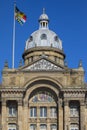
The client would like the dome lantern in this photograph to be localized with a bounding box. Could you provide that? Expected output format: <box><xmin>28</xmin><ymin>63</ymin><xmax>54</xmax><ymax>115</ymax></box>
<box><xmin>39</xmin><ymin>8</ymin><xmax>49</xmax><ymax>29</ymax></box>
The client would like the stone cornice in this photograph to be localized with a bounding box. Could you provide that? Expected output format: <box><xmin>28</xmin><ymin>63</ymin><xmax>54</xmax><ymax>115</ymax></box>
<box><xmin>22</xmin><ymin>46</ymin><xmax>65</xmax><ymax>58</ymax></box>
<box><xmin>62</xmin><ymin>88</ymin><xmax>86</xmax><ymax>98</ymax></box>
<box><xmin>62</xmin><ymin>88</ymin><xmax>87</xmax><ymax>92</ymax></box>
<box><xmin>0</xmin><ymin>88</ymin><xmax>25</xmax><ymax>93</ymax></box>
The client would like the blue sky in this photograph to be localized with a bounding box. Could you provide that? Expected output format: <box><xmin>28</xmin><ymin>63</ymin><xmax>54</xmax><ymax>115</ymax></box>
<box><xmin>0</xmin><ymin>0</ymin><xmax>87</xmax><ymax>82</ymax></box>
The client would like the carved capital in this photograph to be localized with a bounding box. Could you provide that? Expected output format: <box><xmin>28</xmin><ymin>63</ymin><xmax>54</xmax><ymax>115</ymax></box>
<box><xmin>2</xmin><ymin>99</ymin><xmax>6</xmax><ymax>106</ymax></box>
<box><xmin>80</xmin><ymin>100</ymin><xmax>85</xmax><ymax>106</ymax></box>
<box><xmin>18</xmin><ymin>99</ymin><xmax>22</xmax><ymax>106</ymax></box>
<box><xmin>58</xmin><ymin>98</ymin><xmax>63</xmax><ymax>107</ymax></box>
<box><xmin>63</xmin><ymin>99</ymin><xmax>69</xmax><ymax>106</ymax></box>
<box><xmin>23</xmin><ymin>100</ymin><xmax>28</xmax><ymax>107</ymax></box>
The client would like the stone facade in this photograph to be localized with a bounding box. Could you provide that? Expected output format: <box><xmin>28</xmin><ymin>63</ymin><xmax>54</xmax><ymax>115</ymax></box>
<box><xmin>0</xmin><ymin>10</ymin><xmax>87</xmax><ymax>130</ymax></box>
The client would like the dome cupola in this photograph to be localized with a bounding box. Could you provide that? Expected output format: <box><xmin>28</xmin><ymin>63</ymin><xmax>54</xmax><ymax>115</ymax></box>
<box><xmin>25</xmin><ymin>9</ymin><xmax>63</xmax><ymax>50</ymax></box>
<box><xmin>23</xmin><ymin>9</ymin><xmax>65</xmax><ymax>66</ymax></box>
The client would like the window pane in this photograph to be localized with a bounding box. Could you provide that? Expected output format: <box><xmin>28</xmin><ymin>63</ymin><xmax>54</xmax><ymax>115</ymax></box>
<box><xmin>8</xmin><ymin>124</ymin><xmax>16</xmax><ymax>130</ymax></box>
<box><xmin>50</xmin><ymin>107</ymin><xmax>57</xmax><ymax>117</ymax></box>
<box><xmin>40</xmin><ymin>124</ymin><xmax>47</xmax><ymax>130</ymax></box>
<box><xmin>30</xmin><ymin>107</ymin><xmax>37</xmax><ymax>117</ymax></box>
<box><xmin>70</xmin><ymin>124</ymin><xmax>78</xmax><ymax>130</ymax></box>
<box><xmin>32</xmin><ymin>92</ymin><xmax>55</xmax><ymax>103</ymax></box>
<box><xmin>9</xmin><ymin>104</ymin><xmax>17</xmax><ymax>116</ymax></box>
<box><xmin>51</xmin><ymin>124</ymin><xmax>57</xmax><ymax>130</ymax></box>
<box><xmin>41</xmin><ymin>34</ymin><xmax>47</xmax><ymax>40</ymax></box>
<box><xmin>9</xmin><ymin>107</ymin><xmax>12</xmax><ymax>115</ymax></box>
<box><xmin>70</xmin><ymin>106</ymin><xmax>79</xmax><ymax>117</ymax></box>
<box><xmin>40</xmin><ymin>107</ymin><xmax>47</xmax><ymax>117</ymax></box>
<box><xmin>30</xmin><ymin>124</ymin><xmax>36</xmax><ymax>130</ymax></box>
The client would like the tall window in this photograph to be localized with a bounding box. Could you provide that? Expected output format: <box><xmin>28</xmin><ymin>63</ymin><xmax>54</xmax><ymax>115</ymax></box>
<box><xmin>30</xmin><ymin>107</ymin><xmax>37</xmax><ymax>117</ymax></box>
<box><xmin>70</xmin><ymin>102</ymin><xmax>79</xmax><ymax>117</ymax></box>
<box><xmin>40</xmin><ymin>107</ymin><xmax>47</xmax><ymax>117</ymax></box>
<box><xmin>70</xmin><ymin>106</ymin><xmax>79</xmax><ymax>117</ymax></box>
<box><xmin>50</xmin><ymin>107</ymin><xmax>57</xmax><ymax>118</ymax></box>
<box><xmin>70</xmin><ymin>124</ymin><xmax>78</xmax><ymax>130</ymax></box>
<box><xmin>8</xmin><ymin>124</ymin><xmax>16</xmax><ymax>130</ymax></box>
<box><xmin>9</xmin><ymin>104</ymin><xmax>17</xmax><ymax>117</ymax></box>
<box><xmin>40</xmin><ymin>124</ymin><xmax>47</xmax><ymax>130</ymax></box>
<box><xmin>51</xmin><ymin>124</ymin><xmax>57</xmax><ymax>130</ymax></box>
<box><xmin>30</xmin><ymin>124</ymin><xmax>36</xmax><ymax>130</ymax></box>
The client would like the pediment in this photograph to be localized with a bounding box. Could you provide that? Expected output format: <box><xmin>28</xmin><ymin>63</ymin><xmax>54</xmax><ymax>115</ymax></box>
<box><xmin>23</xmin><ymin>58</ymin><xmax>64</xmax><ymax>71</ymax></box>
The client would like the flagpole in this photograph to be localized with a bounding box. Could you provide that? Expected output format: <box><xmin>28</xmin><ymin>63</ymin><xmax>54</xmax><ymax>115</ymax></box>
<box><xmin>12</xmin><ymin>1</ymin><xmax>16</xmax><ymax>69</ymax></box>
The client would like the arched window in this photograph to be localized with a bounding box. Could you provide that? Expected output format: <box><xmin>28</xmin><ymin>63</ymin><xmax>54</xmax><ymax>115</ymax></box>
<box><xmin>29</xmin><ymin>36</ymin><xmax>33</xmax><ymax>42</ymax></box>
<box><xmin>41</xmin><ymin>34</ymin><xmax>47</xmax><ymax>40</ymax></box>
<box><xmin>30</xmin><ymin>124</ymin><xmax>36</xmax><ymax>130</ymax></box>
<box><xmin>8</xmin><ymin>124</ymin><xmax>17</xmax><ymax>130</ymax></box>
<box><xmin>40</xmin><ymin>124</ymin><xmax>47</xmax><ymax>130</ymax></box>
<box><xmin>51</xmin><ymin>124</ymin><xmax>57</xmax><ymax>130</ymax></box>
<box><xmin>70</xmin><ymin>124</ymin><xmax>79</xmax><ymax>130</ymax></box>
<box><xmin>54</xmin><ymin>36</ymin><xmax>58</xmax><ymax>41</ymax></box>
<box><xmin>32</xmin><ymin>91</ymin><xmax>55</xmax><ymax>103</ymax></box>
<box><xmin>29</xmin><ymin>89</ymin><xmax>57</xmax><ymax>129</ymax></box>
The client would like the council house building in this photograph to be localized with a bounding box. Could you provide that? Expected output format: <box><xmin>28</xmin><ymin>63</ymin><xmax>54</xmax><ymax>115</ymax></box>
<box><xmin>0</xmin><ymin>9</ymin><xmax>87</xmax><ymax>130</ymax></box>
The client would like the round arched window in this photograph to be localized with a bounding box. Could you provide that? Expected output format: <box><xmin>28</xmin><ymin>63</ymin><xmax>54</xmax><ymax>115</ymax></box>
<box><xmin>41</xmin><ymin>34</ymin><xmax>47</xmax><ymax>40</ymax></box>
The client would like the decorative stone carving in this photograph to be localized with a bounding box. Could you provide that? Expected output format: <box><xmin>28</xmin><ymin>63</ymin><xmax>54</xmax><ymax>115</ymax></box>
<box><xmin>70</xmin><ymin>117</ymin><xmax>79</xmax><ymax>124</ymax></box>
<box><xmin>63</xmin><ymin>100</ymin><xmax>69</xmax><ymax>106</ymax></box>
<box><xmin>23</xmin><ymin>59</ymin><xmax>63</xmax><ymax>71</ymax></box>
<box><xmin>58</xmin><ymin>98</ymin><xmax>63</xmax><ymax>107</ymax></box>
<box><xmin>18</xmin><ymin>99</ymin><xmax>22</xmax><ymax>106</ymax></box>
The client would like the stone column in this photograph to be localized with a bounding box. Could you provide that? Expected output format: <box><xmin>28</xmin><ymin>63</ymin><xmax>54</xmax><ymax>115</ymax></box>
<box><xmin>37</xmin><ymin>106</ymin><xmax>40</xmax><ymax>130</ymax></box>
<box><xmin>18</xmin><ymin>100</ymin><xmax>23</xmax><ymax>130</ymax></box>
<box><xmin>23</xmin><ymin>101</ymin><xmax>28</xmax><ymax>130</ymax></box>
<box><xmin>63</xmin><ymin>99</ymin><xmax>69</xmax><ymax>130</ymax></box>
<box><xmin>58</xmin><ymin>98</ymin><xmax>63</xmax><ymax>130</ymax></box>
<box><xmin>2</xmin><ymin>100</ymin><xmax>7</xmax><ymax>130</ymax></box>
<box><xmin>47</xmin><ymin>123</ymin><xmax>50</xmax><ymax>130</ymax></box>
<box><xmin>37</xmin><ymin>106</ymin><xmax>40</xmax><ymax>118</ymax></box>
<box><xmin>47</xmin><ymin>106</ymin><xmax>50</xmax><ymax>130</ymax></box>
<box><xmin>37</xmin><ymin>123</ymin><xmax>40</xmax><ymax>130</ymax></box>
<box><xmin>47</xmin><ymin>106</ymin><xmax>50</xmax><ymax>118</ymax></box>
<box><xmin>80</xmin><ymin>100</ymin><xmax>85</xmax><ymax>130</ymax></box>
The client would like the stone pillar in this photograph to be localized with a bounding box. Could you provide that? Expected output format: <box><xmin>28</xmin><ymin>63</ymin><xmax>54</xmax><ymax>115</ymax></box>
<box><xmin>23</xmin><ymin>101</ymin><xmax>28</xmax><ymax>130</ymax></box>
<box><xmin>18</xmin><ymin>100</ymin><xmax>23</xmax><ymax>130</ymax></box>
<box><xmin>80</xmin><ymin>100</ymin><xmax>85</xmax><ymax>130</ymax></box>
<box><xmin>37</xmin><ymin>106</ymin><xmax>40</xmax><ymax>118</ymax></box>
<box><xmin>47</xmin><ymin>106</ymin><xmax>50</xmax><ymax>130</ymax></box>
<box><xmin>2</xmin><ymin>100</ymin><xmax>7</xmax><ymax>130</ymax></box>
<box><xmin>37</xmin><ymin>106</ymin><xmax>40</xmax><ymax>130</ymax></box>
<box><xmin>47</xmin><ymin>106</ymin><xmax>50</xmax><ymax>118</ymax></box>
<box><xmin>47</xmin><ymin>123</ymin><xmax>50</xmax><ymax>130</ymax></box>
<box><xmin>37</xmin><ymin>123</ymin><xmax>40</xmax><ymax>130</ymax></box>
<box><xmin>58</xmin><ymin>98</ymin><xmax>63</xmax><ymax>130</ymax></box>
<box><xmin>63</xmin><ymin>99</ymin><xmax>69</xmax><ymax>130</ymax></box>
